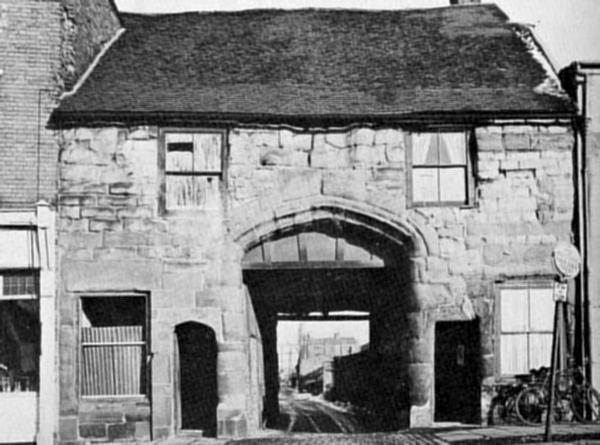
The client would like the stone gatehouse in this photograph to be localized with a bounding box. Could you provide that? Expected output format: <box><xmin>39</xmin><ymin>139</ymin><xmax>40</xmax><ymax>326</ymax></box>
<box><xmin>50</xmin><ymin>3</ymin><xmax>578</xmax><ymax>444</ymax></box>
<box><xmin>54</xmin><ymin>123</ymin><xmax>575</xmax><ymax>440</ymax></box>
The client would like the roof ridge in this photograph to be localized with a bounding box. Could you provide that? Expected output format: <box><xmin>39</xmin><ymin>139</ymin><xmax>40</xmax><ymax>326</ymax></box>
<box><xmin>118</xmin><ymin>3</ymin><xmax>500</xmax><ymax>18</ymax></box>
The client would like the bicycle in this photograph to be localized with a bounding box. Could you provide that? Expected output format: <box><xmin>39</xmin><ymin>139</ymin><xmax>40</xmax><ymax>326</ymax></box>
<box><xmin>489</xmin><ymin>375</ymin><xmax>531</xmax><ymax>425</ymax></box>
<box><xmin>515</xmin><ymin>365</ymin><xmax>600</xmax><ymax>425</ymax></box>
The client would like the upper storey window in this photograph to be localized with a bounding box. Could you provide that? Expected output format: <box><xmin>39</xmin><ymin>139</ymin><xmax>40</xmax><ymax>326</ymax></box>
<box><xmin>407</xmin><ymin>131</ymin><xmax>473</xmax><ymax>206</ymax></box>
<box><xmin>162</xmin><ymin>131</ymin><xmax>224</xmax><ymax>211</ymax></box>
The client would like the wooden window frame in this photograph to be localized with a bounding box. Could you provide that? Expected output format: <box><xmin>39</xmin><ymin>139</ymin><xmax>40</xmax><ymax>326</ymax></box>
<box><xmin>494</xmin><ymin>280</ymin><xmax>554</xmax><ymax>379</ymax></box>
<box><xmin>78</xmin><ymin>292</ymin><xmax>151</xmax><ymax>399</ymax></box>
<box><xmin>406</xmin><ymin>129</ymin><xmax>475</xmax><ymax>208</ymax></box>
<box><xmin>158</xmin><ymin>128</ymin><xmax>227</xmax><ymax>214</ymax></box>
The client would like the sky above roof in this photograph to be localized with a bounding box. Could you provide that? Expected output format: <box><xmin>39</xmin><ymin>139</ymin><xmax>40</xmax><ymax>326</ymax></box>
<box><xmin>115</xmin><ymin>0</ymin><xmax>600</xmax><ymax>70</ymax></box>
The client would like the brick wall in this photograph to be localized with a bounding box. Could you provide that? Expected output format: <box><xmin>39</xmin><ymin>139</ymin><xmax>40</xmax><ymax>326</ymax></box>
<box><xmin>0</xmin><ymin>0</ymin><xmax>120</xmax><ymax>208</ymax></box>
<box><xmin>0</xmin><ymin>1</ymin><xmax>62</xmax><ymax>207</ymax></box>
<box><xmin>56</xmin><ymin>122</ymin><xmax>575</xmax><ymax>441</ymax></box>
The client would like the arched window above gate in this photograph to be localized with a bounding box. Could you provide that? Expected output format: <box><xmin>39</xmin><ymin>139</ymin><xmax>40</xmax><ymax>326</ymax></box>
<box><xmin>242</xmin><ymin>219</ymin><xmax>407</xmax><ymax>270</ymax></box>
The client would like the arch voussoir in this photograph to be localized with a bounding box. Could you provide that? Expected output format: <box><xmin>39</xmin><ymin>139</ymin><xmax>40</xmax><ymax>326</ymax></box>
<box><xmin>232</xmin><ymin>196</ymin><xmax>432</xmax><ymax>258</ymax></box>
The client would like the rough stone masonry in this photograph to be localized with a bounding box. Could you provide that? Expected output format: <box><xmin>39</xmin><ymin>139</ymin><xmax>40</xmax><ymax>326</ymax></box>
<box><xmin>56</xmin><ymin>122</ymin><xmax>574</xmax><ymax>442</ymax></box>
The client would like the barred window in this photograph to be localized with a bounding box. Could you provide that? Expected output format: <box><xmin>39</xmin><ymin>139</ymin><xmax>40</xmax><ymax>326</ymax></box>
<box><xmin>80</xmin><ymin>296</ymin><xmax>148</xmax><ymax>397</ymax></box>
<box><xmin>3</xmin><ymin>272</ymin><xmax>38</xmax><ymax>297</ymax></box>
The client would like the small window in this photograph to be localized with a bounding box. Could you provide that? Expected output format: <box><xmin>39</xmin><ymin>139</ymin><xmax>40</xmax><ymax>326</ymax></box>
<box><xmin>408</xmin><ymin>131</ymin><xmax>472</xmax><ymax>206</ymax></box>
<box><xmin>499</xmin><ymin>285</ymin><xmax>554</xmax><ymax>375</ymax></box>
<box><xmin>163</xmin><ymin>131</ymin><xmax>223</xmax><ymax>210</ymax></box>
<box><xmin>80</xmin><ymin>296</ymin><xmax>148</xmax><ymax>396</ymax></box>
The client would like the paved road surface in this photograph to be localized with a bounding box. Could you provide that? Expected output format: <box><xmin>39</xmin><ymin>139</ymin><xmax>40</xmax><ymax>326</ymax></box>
<box><xmin>281</xmin><ymin>394</ymin><xmax>365</xmax><ymax>434</ymax></box>
<box><xmin>226</xmin><ymin>393</ymin><xmax>446</xmax><ymax>444</ymax></box>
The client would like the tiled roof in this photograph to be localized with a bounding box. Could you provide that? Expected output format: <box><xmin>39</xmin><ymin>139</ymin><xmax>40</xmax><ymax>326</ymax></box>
<box><xmin>52</xmin><ymin>4</ymin><xmax>574</xmax><ymax>126</ymax></box>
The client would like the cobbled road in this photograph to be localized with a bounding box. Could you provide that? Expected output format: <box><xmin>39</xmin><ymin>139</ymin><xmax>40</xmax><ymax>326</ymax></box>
<box><xmin>227</xmin><ymin>395</ymin><xmax>447</xmax><ymax>445</ymax></box>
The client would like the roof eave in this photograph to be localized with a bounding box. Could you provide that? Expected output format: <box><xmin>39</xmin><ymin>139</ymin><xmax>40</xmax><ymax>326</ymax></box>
<box><xmin>49</xmin><ymin>109</ymin><xmax>577</xmax><ymax>130</ymax></box>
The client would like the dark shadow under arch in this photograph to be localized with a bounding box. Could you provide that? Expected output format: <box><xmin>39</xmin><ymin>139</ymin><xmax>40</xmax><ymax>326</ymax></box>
<box><xmin>240</xmin><ymin>207</ymin><xmax>425</xmax><ymax>430</ymax></box>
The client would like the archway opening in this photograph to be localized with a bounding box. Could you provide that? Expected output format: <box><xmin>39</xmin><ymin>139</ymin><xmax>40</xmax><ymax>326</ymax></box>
<box><xmin>174</xmin><ymin>322</ymin><xmax>218</xmax><ymax>437</ymax></box>
<box><xmin>242</xmin><ymin>217</ymin><xmax>421</xmax><ymax>432</ymax></box>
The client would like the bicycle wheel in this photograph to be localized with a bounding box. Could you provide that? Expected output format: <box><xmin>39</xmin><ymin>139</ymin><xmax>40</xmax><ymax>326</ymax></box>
<box><xmin>489</xmin><ymin>399</ymin><xmax>506</xmax><ymax>425</ymax></box>
<box><xmin>571</xmin><ymin>385</ymin><xmax>600</xmax><ymax>422</ymax></box>
<box><xmin>586</xmin><ymin>386</ymin><xmax>600</xmax><ymax>421</ymax></box>
<box><xmin>516</xmin><ymin>387</ymin><xmax>546</xmax><ymax>425</ymax></box>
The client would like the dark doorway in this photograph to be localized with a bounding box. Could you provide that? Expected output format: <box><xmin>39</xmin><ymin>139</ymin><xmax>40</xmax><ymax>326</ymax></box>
<box><xmin>175</xmin><ymin>322</ymin><xmax>218</xmax><ymax>437</ymax></box>
<box><xmin>434</xmin><ymin>319</ymin><xmax>481</xmax><ymax>424</ymax></box>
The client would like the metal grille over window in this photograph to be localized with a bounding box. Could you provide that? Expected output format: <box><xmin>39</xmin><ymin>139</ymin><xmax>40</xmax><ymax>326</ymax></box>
<box><xmin>165</xmin><ymin>132</ymin><xmax>222</xmax><ymax>210</ymax></box>
<box><xmin>3</xmin><ymin>273</ymin><xmax>38</xmax><ymax>297</ymax></box>
<box><xmin>411</xmin><ymin>132</ymin><xmax>469</xmax><ymax>205</ymax></box>
<box><xmin>0</xmin><ymin>271</ymin><xmax>40</xmax><ymax>393</ymax></box>
<box><xmin>499</xmin><ymin>286</ymin><xmax>554</xmax><ymax>375</ymax></box>
<box><xmin>80</xmin><ymin>297</ymin><xmax>147</xmax><ymax>396</ymax></box>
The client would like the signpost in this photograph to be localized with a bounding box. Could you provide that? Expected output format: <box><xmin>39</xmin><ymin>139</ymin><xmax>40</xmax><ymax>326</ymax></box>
<box><xmin>545</xmin><ymin>243</ymin><xmax>581</xmax><ymax>441</ymax></box>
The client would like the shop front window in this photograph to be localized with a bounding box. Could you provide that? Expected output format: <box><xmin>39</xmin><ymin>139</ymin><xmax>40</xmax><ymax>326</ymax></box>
<box><xmin>0</xmin><ymin>272</ymin><xmax>40</xmax><ymax>393</ymax></box>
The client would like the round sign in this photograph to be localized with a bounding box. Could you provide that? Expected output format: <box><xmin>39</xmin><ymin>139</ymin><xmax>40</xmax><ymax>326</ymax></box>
<box><xmin>552</xmin><ymin>242</ymin><xmax>581</xmax><ymax>279</ymax></box>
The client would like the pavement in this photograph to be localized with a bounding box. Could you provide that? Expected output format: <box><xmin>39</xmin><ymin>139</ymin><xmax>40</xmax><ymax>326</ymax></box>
<box><xmin>150</xmin><ymin>395</ymin><xmax>600</xmax><ymax>445</ymax></box>
<box><xmin>223</xmin><ymin>424</ymin><xmax>600</xmax><ymax>445</ymax></box>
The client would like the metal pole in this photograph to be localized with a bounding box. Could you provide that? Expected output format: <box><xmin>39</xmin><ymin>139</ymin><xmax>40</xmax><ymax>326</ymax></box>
<box><xmin>545</xmin><ymin>299</ymin><xmax>563</xmax><ymax>441</ymax></box>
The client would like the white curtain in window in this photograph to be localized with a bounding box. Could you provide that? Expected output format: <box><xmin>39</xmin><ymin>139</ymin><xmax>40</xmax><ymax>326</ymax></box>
<box><xmin>529</xmin><ymin>288</ymin><xmax>554</xmax><ymax>331</ymax></box>
<box><xmin>438</xmin><ymin>133</ymin><xmax>466</xmax><ymax>164</ymax></box>
<box><xmin>501</xmin><ymin>289</ymin><xmax>528</xmax><ymax>332</ymax></box>
<box><xmin>500</xmin><ymin>334</ymin><xmax>527</xmax><ymax>375</ymax></box>
<box><xmin>529</xmin><ymin>333</ymin><xmax>552</xmax><ymax>370</ymax></box>
<box><xmin>411</xmin><ymin>133</ymin><xmax>434</xmax><ymax>165</ymax></box>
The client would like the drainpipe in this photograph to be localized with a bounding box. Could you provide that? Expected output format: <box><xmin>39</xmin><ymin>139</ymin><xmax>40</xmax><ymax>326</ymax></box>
<box><xmin>571</xmin><ymin>65</ymin><xmax>589</xmax><ymax>379</ymax></box>
<box><xmin>570</xmin><ymin>62</ymin><xmax>600</xmax><ymax>381</ymax></box>
<box><xmin>576</xmin><ymin>63</ymin><xmax>600</xmax><ymax>387</ymax></box>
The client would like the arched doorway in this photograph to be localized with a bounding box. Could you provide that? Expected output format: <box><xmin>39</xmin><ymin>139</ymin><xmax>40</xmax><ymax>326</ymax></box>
<box><xmin>174</xmin><ymin>322</ymin><xmax>218</xmax><ymax>437</ymax></box>
<box><xmin>241</xmin><ymin>213</ymin><xmax>423</xmax><ymax>430</ymax></box>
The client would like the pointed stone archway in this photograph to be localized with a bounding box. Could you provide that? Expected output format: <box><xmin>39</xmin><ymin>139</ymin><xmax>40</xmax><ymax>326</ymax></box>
<box><xmin>233</xmin><ymin>198</ymin><xmax>445</xmax><ymax>429</ymax></box>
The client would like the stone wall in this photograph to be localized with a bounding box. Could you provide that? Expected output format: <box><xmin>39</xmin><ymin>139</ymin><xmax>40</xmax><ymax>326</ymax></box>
<box><xmin>56</xmin><ymin>122</ymin><xmax>575</xmax><ymax>441</ymax></box>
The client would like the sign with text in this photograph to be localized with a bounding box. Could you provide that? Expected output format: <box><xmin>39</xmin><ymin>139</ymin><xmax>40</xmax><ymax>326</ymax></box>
<box><xmin>552</xmin><ymin>243</ymin><xmax>581</xmax><ymax>279</ymax></box>
<box><xmin>553</xmin><ymin>281</ymin><xmax>568</xmax><ymax>302</ymax></box>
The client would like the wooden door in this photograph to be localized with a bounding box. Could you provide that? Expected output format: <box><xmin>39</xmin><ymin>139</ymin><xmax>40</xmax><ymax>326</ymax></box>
<box><xmin>434</xmin><ymin>320</ymin><xmax>481</xmax><ymax>423</ymax></box>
